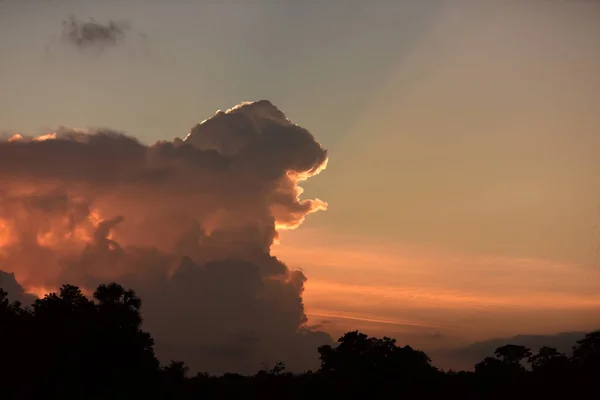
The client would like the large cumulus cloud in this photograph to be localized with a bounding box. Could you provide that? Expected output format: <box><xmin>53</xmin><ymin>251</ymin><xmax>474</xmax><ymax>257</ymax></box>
<box><xmin>0</xmin><ymin>100</ymin><xmax>332</xmax><ymax>374</ymax></box>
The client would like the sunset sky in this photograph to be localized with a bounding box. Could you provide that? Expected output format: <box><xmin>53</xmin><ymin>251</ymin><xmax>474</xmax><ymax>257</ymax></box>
<box><xmin>1</xmin><ymin>0</ymin><xmax>600</xmax><ymax>369</ymax></box>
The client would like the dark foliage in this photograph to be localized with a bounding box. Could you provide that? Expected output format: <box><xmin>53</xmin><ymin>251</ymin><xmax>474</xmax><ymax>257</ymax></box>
<box><xmin>0</xmin><ymin>283</ymin><xmax>598</xmax><ymax>399</ymax></box>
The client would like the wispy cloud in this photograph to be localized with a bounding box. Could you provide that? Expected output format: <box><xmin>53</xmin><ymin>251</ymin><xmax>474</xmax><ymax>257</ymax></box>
<box><xmin>275</xmin><ymin>227</ymin><xmax>600</xmax><ymax>341</ymax></box>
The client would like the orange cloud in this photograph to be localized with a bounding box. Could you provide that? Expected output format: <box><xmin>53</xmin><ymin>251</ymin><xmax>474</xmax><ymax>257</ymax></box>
<box><xmin>0</xmin><ymin>100</ymin><xmax>332</xmax><ymax>374</ymax></box>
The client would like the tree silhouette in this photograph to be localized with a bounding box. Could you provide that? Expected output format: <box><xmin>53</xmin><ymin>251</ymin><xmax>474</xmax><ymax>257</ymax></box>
<box><xmin>494</xmin><ymin>344</ymin><xmax>532</xmax><ymax>366</ymax></box>
<box><xmin>317</xmin><ymin>330</ymin><xmax>438</xmax><ymax>398</ymax></box>
<box><xmin>474</xmin><ymin>356</ymin><xmax>506</xmax><ymax>375</ymax></box>
<box><xmin>1</xmin><ymin>280</ymin><xmax>600</xmax><ymax>400</ymax></box>
<box><xmin>5</xmin><ymin>283</ymin><xmax>159</xmax><ymax>398</ymax></box>
<box><xmin>0</xmin><ymin>289</ymin><xmax>8</xmax><ymax>310</ymax></box>
<box><xmin>528</xmin><ymin>346</ymin><xmax>569</xmax><ymax>372</ymax></box>
<box><xmin>161</xmin><ymin>360</ymin><xmax>191</xmax><ymax>397</ymax></box>
<box><xmin>318</xmin><ymin>331</ymin><xmax>434</xmax><ymax>379</ymax></box>
<box><xmin>571</xmin><ymin>330</ymin><xmax>600</xmax><ymax>369</ymax></box>
<box><xmin>0</xmin><ymin>289</ymin><xmax>32</xmax><ymax>398</ymax></box>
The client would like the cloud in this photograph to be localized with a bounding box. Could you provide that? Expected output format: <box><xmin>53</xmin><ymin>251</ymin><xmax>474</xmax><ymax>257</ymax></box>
<box><xmin>0</xmin><ymin>100</ymin><xmax>332</xmax><ymax>374</ymax></box>
<box><xmin>0</xmin><ymin>271</ymin><xmax>36</xmax><ymax>306</ymax></box>
<box><xmin>61</xmin><ymin>15</ymin><xmax>132</xmax><ymax>50</ymax></box>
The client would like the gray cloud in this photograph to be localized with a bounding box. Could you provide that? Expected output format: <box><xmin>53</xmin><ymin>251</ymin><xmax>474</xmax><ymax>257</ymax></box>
<box><xmin>0</xmin><ymin>100</ymin><xmax>332</xmax><ymax>374</ymax></box>
<box><xmin>0</xmin><ymin>271</ymin><xmax>36</xmax><ymax>306</ymax></box>
<box><xmin>61</xmin><ymin>15</ymin><xmax>131</xmax><ymax>49</ymax></box>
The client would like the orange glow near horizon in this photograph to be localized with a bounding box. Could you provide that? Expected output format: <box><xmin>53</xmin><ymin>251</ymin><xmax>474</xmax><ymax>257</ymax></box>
<box><xmin>22</xmin><ymin>284</ymin><xmax>93</xmax><ymax>299</ymax></box>
<box><xmin>274</xmin><ymin>228</ymin><xmax>600</xmax><ymax>341</ymax></box>
<box><xmin>25</xmin><ymin>285</ymin><xmax>55</xmax><ymax>299</ymax></box>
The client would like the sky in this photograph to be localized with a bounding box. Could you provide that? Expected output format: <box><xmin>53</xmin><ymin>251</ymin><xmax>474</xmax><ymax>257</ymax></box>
<box><xmin>1</xmin><ymin>0</ymin><xmax>600</xmax><ymax>370</ymax></box>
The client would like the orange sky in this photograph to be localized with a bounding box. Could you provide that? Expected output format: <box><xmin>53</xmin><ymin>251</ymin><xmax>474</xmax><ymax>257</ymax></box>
<box><xmin>1</xmin><ymin>0</ymin><xmax>600</xmax><ymax>358</ymax></box>
<box><xmin>275</xmin><ymin>227</ymin><xmax>600</xmax><ymax>348</ymax></box>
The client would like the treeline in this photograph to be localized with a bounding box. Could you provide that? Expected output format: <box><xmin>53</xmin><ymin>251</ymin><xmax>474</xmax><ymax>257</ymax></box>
<box><xmin>1</xmin><ymin>283</ymin><xmax>598</xmax><ymax>399</ymax></box>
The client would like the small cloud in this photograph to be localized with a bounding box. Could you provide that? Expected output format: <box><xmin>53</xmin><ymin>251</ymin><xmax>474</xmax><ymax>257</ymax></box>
<box><xmin>61</xmin><ymin>15</ymin><xmax>131</xmax><ymax>50</ymax></box>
